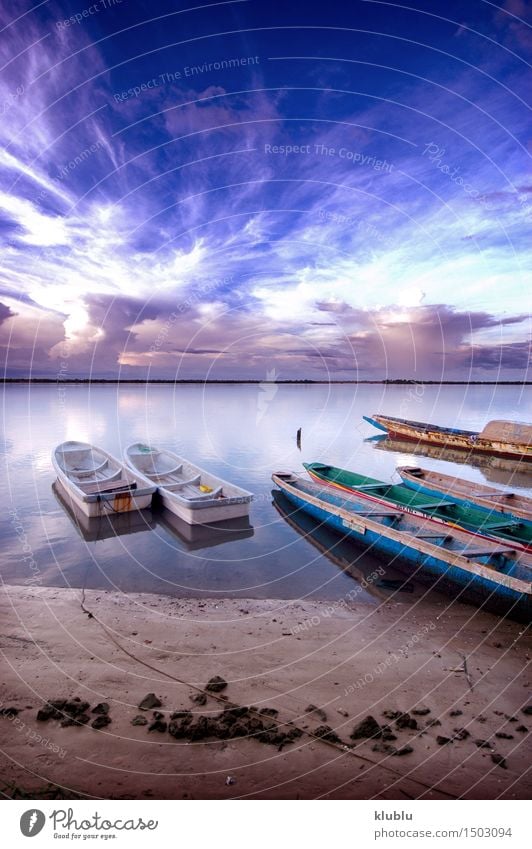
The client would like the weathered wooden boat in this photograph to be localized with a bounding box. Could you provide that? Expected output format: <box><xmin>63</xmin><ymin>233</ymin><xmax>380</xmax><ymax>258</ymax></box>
<box><xmin>272</xmin><ymin>472</ymin><xmax>532</xmax><ymax>622</ymax></box>
<box><xmin>304</xmin><ymin>462</ymin><xmax>532</xmax><ymax>552</ymax></box>
<box><xmin>398</xmin><ymin>466</ymin><xmax>532</xmax><ymax>525</ymax></box>
<box><xmin>52</xmin><ymin>441</ymin><xmax>156</xmax><ymax>518</ymax></box>
<box><xmin>363</xmin><ymin>414</ymin><xmax>532</xmax><ymax>460</ymax></box>
<box><xmin>53</xmin><ymin>480</ymin><xmax>156</xmax><ymax>541</ymax></box>
<box><xmin>124</xmin><ymin>443</ymin><xmax>253</xmax><ymax>525</ymax></box>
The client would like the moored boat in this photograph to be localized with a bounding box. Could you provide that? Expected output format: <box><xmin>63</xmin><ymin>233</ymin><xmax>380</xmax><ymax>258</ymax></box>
<box><xmin>304</xmin><ymin>461</ymin><xmax>532</xmax><ymax>551</ymax></box>
<box><xmin>398</xmin><ymin>466</ymin><xmax>532</xmax><ymax>525</ymax></box>
<box><xmin>363</xmin><ymin>414</ymin><xmax>532</xmax><ymax>460</ymax></box>
<box><xmin>272</xmin><ymin>471</ymin><xmax>532</xmax><ymax>622</ymax></box>
<box><xmin>52</xmin><ymin>441</ymin><xmax>156</xmax><ymax>518</ymax></box>
<box><xmin>124</xmin><ymin>443</ymin><xmax>253</xmax><ymax>525</ymax></box>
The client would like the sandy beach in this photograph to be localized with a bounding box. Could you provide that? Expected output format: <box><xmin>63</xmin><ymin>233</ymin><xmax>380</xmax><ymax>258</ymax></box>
<box><xmin>0</xmin><ymin>584</ymin><xmax>530</xmax><ymax>800</ymax></box>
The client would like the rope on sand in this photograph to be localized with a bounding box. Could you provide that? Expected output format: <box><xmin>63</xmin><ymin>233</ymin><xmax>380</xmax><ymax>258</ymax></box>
<box><xmin>79</xmin><ymin>589</ymin><xmax>457</xmax><ymax>799</ymax></box>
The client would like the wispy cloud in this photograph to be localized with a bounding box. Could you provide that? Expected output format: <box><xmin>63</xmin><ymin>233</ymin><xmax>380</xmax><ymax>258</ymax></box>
<box><xmin>0</xmin><ymin>0</ymin><xmax>530</xmax><ymax>378</ymax></box>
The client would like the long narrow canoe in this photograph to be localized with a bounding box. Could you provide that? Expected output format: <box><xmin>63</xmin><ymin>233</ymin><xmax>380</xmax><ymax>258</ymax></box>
<box><xmin>272</xmin><ymin>472</ymin><xmax>532</xmax><ymax>622</ymax></box>
<box><xmin>398</xmin><ymin>466</ymin><xmax>532</xmax><ymax>525</ymax></box>
<box><xmin>125</xmin><ymin>443</ymin><xmax>253</xmax><ymax>525</ymax></box>
<box><xmin>363</xmin><ymin>414</ymin><xmax>532</xmax><ymax>460</ymax></box>
<box><xmin>304</xmin><ymin>462</ymin><xmax>532</xmax><ymax>552</ymax></box>
<box><xmin>52</xmin><ymin>441</ymin><xmax>156</xmax><ymax>518</ymax></box>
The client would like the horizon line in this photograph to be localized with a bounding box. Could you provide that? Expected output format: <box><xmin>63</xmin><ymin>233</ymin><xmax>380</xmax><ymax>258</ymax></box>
<box><xmin>2</xmin><ymin>378</ymin><xmax>531</xmax><ymax>386</ymax></box>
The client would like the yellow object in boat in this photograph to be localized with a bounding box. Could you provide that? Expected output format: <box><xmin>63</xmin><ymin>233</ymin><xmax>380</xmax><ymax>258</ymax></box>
<box><xmin>199</xmin><ymin>484</ymin><xmax>213</xmax><ymax>493</ymax></box>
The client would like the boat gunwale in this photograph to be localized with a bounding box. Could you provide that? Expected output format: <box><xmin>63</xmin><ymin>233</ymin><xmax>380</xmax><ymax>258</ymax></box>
<box><xmin>397</xmin><ymin>465</ymin><xmax>532</xmax><ymax>522</ymax></box>
<box><xmin>272</xmin><ymin>473</ymin><xmax>532</xmax><ymax>595</ymax></box>
<box><xmin>304</xmin><ymin>462</ymin><xmax>532</xmax><ymax>552</ymax></box>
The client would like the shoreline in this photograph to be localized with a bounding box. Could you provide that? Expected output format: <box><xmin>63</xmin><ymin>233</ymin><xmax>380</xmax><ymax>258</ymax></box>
<box><xmin>1</xmin><ymin>585</ymin><xmax>531</xmax><ymax>800</ymax></box>
<box><xmin>2</xmin><ymin>380</ymin><xmax>531</xmax><ymax>385</ymax></box>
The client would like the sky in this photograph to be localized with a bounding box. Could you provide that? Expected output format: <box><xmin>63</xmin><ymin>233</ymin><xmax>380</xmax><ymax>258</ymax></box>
<box><xmin>0</xmin><ymin>0</ymin><xmax>530</xmax><ymax>380</ymax></box>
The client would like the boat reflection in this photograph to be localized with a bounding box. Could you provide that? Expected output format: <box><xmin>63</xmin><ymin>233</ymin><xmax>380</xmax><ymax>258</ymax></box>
<box><xmin>155</xmin><ymin>509</ymin><xmax>254</xmax><ymax>551</ymax></box>
<box><xmin>53</xmin><ymin>480</ymin><xmax>156</xmax><ymax>541</ymax></box>
<box><xmin>367</xmin><ymin>434</ymin><xmax>532</xmax><ymax>489</ymax></box>
<box><xmin>272</xmin><ymin>489</ymin><xmax>418</xmax><ymax>602</ymax></box>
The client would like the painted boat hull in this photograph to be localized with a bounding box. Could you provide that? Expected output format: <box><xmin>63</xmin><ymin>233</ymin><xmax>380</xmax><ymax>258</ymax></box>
<box><xmin>363</xmin><ymin>414</ymin><xmax>532</xmax><ymax>460</ymax></box>
<box><xmin>304</xmin><ymin>462</ymin><xmax>532</xmax><ymax>551</ymax></box>
<box><xmin>273</xmin><ymin>473</ymin><xmax>532</xmax><ymax>623</ymax></box>
<box><xmin>398</xmin><ymin>466</ymin><xmax>532</xmax><ymax>523</ymax></box>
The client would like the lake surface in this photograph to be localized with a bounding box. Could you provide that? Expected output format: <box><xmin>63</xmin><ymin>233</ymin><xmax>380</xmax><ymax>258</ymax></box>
<box><xmin>1</xmin><ymin>383</ymin><xmax>531</xmax><ymax>603</ymax></box>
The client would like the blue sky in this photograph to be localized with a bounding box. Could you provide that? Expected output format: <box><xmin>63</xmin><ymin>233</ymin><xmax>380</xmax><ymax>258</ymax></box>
<box><xmin>0</xmin><ymin>0</ymin><xmax>530</xmax><ymax>379</ymax></box>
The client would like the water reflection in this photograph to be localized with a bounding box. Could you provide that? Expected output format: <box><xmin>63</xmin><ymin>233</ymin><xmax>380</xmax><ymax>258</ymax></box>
<box><xmin>271</xmin><ymin>489</ymin><xmax>421</xmax><ymax>605</ymax></box>
<box><xmin>157</xmin><ymin>509</ymin><xmax>254</xmax><ymax>551</ymax></box>
<box><xmin>367</xmin><ymin>434</ymin><xmax>532</xmax><ymax>488</ymax></box>
<box><xmin>2</xmin><ymin>383</ymin><xmax>530</xmax><ymax>601</ymax></box>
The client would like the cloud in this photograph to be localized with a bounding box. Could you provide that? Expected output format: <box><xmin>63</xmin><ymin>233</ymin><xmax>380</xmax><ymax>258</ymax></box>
<box><xmin>0</xmin><ymin>301</ymin><xmax>16</xmax><ymax>324</ymax></box>
<box><xmin>0</xmin><ymin>0</ymin><xmax>529</xmax><ymax>379</ymax></box>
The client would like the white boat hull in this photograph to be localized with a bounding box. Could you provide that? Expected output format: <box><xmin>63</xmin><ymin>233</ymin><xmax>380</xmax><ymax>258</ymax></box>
<box><xmin>159</xmin><ymin>490</ymin><xmax>251</xmax><ymax>524</ymax></box>
<box><xmin>52</xmin><ymin>441</ymin><xmax>156</xmax><ymax>518</ymax></box>
<box><xmin>57</xmin><ymin>472</ymin><xmax>154</xmax><ymax>517</ymax></box>
<box><xmin>124</xmin><ymin>443</ymin><xmax>253</xmax><ymax>525</ymax></box>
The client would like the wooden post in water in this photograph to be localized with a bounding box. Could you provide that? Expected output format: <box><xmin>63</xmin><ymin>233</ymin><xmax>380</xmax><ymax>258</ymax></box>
<box><xmin>296</xmin><ymin>427</ymin><xmax>302</xmax><ymax>450</ymax></box>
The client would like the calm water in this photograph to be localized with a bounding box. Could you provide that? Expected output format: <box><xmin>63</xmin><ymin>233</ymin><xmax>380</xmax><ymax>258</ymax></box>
<box><xmin>1</xmin><ymin>383</ymin><xmax>531</xmax><ymax>602</ymax></box>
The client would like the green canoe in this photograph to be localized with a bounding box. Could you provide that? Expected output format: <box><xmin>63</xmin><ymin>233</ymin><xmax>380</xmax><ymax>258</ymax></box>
<box><xmin>303</xmin><ymin>462</ymin><xmax>532</xmax><ymax>552</ymax></box>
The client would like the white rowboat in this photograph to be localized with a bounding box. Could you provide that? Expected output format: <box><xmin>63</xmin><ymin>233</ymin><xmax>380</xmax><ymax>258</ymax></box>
<box><xmin>52</xmin><ymin>441</ymin><xmax>156</xmax><ymax>517</ymax></box>
<box><xmin>124</xmin><ymin>443</ymin><xmax>253</xmax><ymax>525</ymax></box>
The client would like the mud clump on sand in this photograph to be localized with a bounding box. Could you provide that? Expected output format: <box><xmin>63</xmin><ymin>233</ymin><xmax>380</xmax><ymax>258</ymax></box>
<box><xmin>350</xmin><ymin>716</ymin><xmax>382</xmax><ymax>740</ymax></box>
<box><xmin>37</xmin><ymin>697</ymin><xmax>90</xmax><ymax>724</ymax></box>
<box><xmin>138</xmin><ymin>693</ymin><xmax>162</xmax><ymax>711</ymax></box>
<box><xmin>306</xmin><ymin>704</ymin><xmax>328</xmax><ymax>722</ymax></box>
<box><xmin>313</xmin><ymin>725</ymin><xmax>342</xmax><ymax>744</ymax></box>
<box><xmin>395</xmin><ymin>712</ymin><xmax>417</xmax><ymax>730</ymax></box>
<box><xmin>205</xmin><ymin>676</ymin><xmax>228</xmax><ymax>693</ymax></box>
<box><xmin>167</xmin><ymin>704</ymin><xmax>304</xmax><ymax>750</ymax></box>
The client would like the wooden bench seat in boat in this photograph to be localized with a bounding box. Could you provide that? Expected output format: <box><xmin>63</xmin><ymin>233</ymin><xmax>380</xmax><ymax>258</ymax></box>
<box><xmin>189</xmin><ymin>487</ymin><xmax>223</xmax><ymax>500</ymax></box>
<box><xmin>69</xmin><ymin>458</ymin><xmax>109</xmax><ymax>477</ymax></box>
<box><xmin>144</xmin><ymin>463</ymin><xmax>183</xmax><ymax>478</ymax></box>
<box><xmin>461</xmin><ymin>547</ymin><xmax>516</xmax><ymax>559</ymax></box>
<box><xmin>164</xmin><ymin>476</ymin><xmax>201</xmax><ymax>490</ymax></box>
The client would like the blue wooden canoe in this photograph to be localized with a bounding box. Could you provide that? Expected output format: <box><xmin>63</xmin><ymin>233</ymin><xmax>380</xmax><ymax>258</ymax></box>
<box><xmin>272</xmin><ymin>472</ymin><xmax>532</xmax><ymax>622</ymax></box>
<box><xmin>303</xmin><ymin>461</ymin><xmax>532</xmax><ymax>552</ymax></box>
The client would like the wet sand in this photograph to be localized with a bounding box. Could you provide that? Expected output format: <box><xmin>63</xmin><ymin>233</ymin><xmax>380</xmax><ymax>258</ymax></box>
<box><xmin>0</xmin><ymin>584</ymin><xmax>530</xmax><ymax>800</ymax></box>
